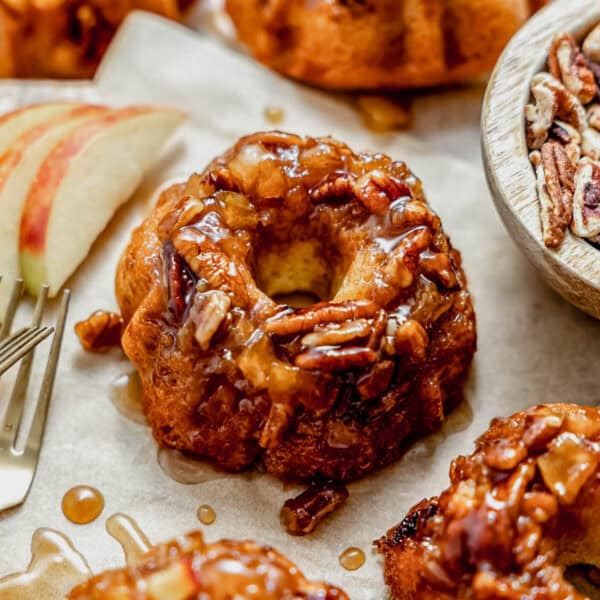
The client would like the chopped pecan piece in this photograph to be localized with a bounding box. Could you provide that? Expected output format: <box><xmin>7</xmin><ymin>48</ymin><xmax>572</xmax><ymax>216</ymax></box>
<box><xmin>263</xmin><ymin>300</ymin><xmax>377</xmax><ymax>336</ymax></box>
<box><xmin>280</xmin><ymin>482</ymin><xmax>349</xmax><ymax>535</ymax></box>
<box><xmin>549</xmin><ymin>33</ymin><xmax>597</xmax><ymax>103</ymax></box>
<box><xmin>526</xmin><ymin>73</ymin><xmax>586</xmax><ymax>149</ymax></box>
<box><xmin>75</xmin><ymin>310</ymin><xmax>123</xmax><ymax>352</ymax></box>
<box><xmin>188</xmin><ymin>290</ymin><xmax>231</xmax><ymax>350</ymax></box>
<box><xmin>572</xmin><ymin>158</ymin><xmax>600</xmax><ymax>238</ymax></box>
<box><xmin>484</xmin><ymin>439</ymin><xmax>527</xmax><ymax>471</ymax></box>
<box><xmin>583</xmin><ymin>23</ymin><xmax>600</xmax><ymax>63</ymax></box>
<box><xmin>536</xmin><ymin>141</ymin><xmax>575</xmax><ymax>247</ymax></box>
<box><xmin>295</xmin><ymin>346</ymin><xmax>377</xmax><ymax>371</ymax></box>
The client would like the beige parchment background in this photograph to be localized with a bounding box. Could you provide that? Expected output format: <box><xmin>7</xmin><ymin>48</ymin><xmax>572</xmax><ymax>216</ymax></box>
<box><xmin>1</xmin><ymin>11</ymin><xmax>600</xmax><ymax>600</ymax></box>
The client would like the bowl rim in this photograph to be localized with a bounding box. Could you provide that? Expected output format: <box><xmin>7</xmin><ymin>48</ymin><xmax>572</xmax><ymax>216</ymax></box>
<box><xmin>481</xmin><ymin>0</ymin><xmax>600</xmax><ymax>306</ymax></box>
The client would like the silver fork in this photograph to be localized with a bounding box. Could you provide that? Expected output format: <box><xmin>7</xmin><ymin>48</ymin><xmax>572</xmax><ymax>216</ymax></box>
<box><xmin>0</xmin><ymin>280</ymin><xmax>70</xmax><ymax>511</ymax></box>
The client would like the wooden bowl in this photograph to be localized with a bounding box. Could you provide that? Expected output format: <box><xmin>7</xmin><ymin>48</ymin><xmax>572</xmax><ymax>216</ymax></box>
<box><xmin>482</xmin><ymin>0</ymin><xmax>600</xmax><ymax>319</ymax></box>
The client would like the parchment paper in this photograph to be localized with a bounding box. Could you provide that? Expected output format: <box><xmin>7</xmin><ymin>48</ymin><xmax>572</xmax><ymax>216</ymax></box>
<box><xmin>1</xmin><ymin>12</ymin><xmax>600</xmax><ymax>600</ymax></box>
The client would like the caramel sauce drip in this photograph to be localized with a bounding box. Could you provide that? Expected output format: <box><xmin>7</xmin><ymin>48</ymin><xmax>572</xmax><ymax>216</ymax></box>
<box><xmin>197</xmin><ymin>504</ymin><xmax>216</xmax><ymax>525</ymax></box>
<box><xmin>264</xmin><ymin>106</ymin><xmax>285</xmax><ymax>125</ymax></box>
<box><xmin>109</xmin><ymin>371</ymin><xmax>146</xmax><ymax>425</ymax></box>
<box><xmin>105</xmin><ymin>513</ymin><xmax>151</xmax><ymax>565</ymax></box>
<box><xmin>157</xmin><ymin>447</ymin><xmax>229</xmax><ymax>484</ymax></box>
<box><xmin>0</xmin><ymin>529</ymin><xmax>91</xmax><ymax>599</ymax></box>
<box><xmin>62</xmin><ymin>486</ymin><xmax>104</xmax><ymax>525</ymax></box>
<box><xmin>339</xmin><ymin>547</ymin><xmax>366</xmax><ymax>571</ymax></box>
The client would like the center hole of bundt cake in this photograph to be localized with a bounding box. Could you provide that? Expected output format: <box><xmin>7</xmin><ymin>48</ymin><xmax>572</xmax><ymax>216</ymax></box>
<box><xmin>254</xmin><ymin>238</ymin><xmax>341</xmax><ymax>308</ymax></box>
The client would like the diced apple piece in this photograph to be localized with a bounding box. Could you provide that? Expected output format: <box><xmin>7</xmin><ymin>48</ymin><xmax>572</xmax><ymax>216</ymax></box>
<box><xmin>0</xmin><ymin>103</ymin><xmax>83</xmax><ymax>156</ymax></box>
<box><xmin>0</xmin><ymin>105</ymin><xmax>108</xmax><ymax>316</ymax></box>
<box><xmin>19</xmin><ymin>106</ymin><xmax>185</xmax><ymax>296</ymax></box>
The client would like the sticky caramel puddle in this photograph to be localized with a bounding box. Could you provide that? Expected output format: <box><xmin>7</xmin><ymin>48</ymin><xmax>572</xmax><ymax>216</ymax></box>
<box><xmin>0</xmin><ymin>529</ymin><xmax>91</xmax><ymax>600</ymax></box>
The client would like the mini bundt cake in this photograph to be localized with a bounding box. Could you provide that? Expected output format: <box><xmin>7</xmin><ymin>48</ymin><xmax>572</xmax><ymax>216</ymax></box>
<box><xmin>68</xmin><ymin>530</ymin><xmax>348</xmax><ymax>599</ymax></box>
<box><xmin>377</xmin><ymin>403</ymin><xmax>600</xmax><ymax>600</ymax></box>
<box><xmin>116</xmin><ymin>131</ymin><xmax>476</xmax><ymax>483</ymax></box>
<box><xmin>0</xmin><ymin>0</ymin><xmax>194</xmax><ymax>78</ymax></box>
<box><xmin>225</xmin><ymin>0</ymin><xmax>548</xmax><ymax>90</ymax></box>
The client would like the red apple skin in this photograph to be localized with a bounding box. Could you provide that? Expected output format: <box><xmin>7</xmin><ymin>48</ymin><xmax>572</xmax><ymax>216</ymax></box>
<box><xmin>19</xmin><ymin>106</ymin><xmax>164</xmax><ymax>256</ymax></box>
<box><xmin>0</xmin><ymin>105</ymin><xmax>106</xmax><ymax>194</ymax></box>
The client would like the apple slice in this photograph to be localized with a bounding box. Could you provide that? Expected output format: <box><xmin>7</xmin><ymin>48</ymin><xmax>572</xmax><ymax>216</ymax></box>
<box><xmin>0</xmin><ymin>103</ymin><xmax>83</xmax><ymax>156</ymax></box>
<box><xmin>19</xmin><ymin>106</ymin><xmax>186</xmax><ymax>296</ymax></box>
<box><xmin>0</xmin><ymin>105</ymin><xmax>108</xmax><ymax>315</ymax></box>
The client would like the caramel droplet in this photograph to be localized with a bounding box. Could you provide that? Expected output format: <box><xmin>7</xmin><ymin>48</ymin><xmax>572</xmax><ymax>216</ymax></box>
<box><xmin>62</xmin><ymin>486</ymin><xmax>104</xmax><ymax>525</ymax></box>
<box><xmin>264</xmin><ymin>106</ymin><xmax>285</xmax><ymax>125</ymax></box>
<box><xmin>106</xmin><ymin>513</ymin><xmax>151</xmax><ymax>565</ymax></box>
<box><xmin>197</xmin><ymin>504</ymin><xmax>216</xmax><ymax>525</ymax></box>
<box><xmin>339</xmin><ymin>547</ymin><xmax>365</xmax><ymax>571</ymax></box>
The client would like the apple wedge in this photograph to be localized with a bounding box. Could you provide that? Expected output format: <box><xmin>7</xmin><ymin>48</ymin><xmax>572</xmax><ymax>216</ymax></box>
<box><xmin>19</xmin><ymin>106</ymin><xmax>185</xmax><ymax>296</ymax></box>
<box><xmin>0</xmin><ymin>103</ymin><xmax>83</xmax><ymax>156</ymax></box>
<box><xmin>0</xmin><ymin>105</ymin><xmax>108</xmax><ymax>315</ymax></box>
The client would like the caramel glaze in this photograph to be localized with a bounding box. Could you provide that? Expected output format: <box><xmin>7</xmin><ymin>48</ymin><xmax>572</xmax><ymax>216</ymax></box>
<box><xmin>68</xmin><ymin>530</ymin><xmax>348</xmax><ymax>599</ymax></box>
<box><xmin>377</xmin><ymin>404</ymin><xmax>600</xmax><ymax>600</ymax></box>
<box><xmin>115</xmin><ymin>131</ymin><xmax>476</xmax><ymax>484</ymax></box>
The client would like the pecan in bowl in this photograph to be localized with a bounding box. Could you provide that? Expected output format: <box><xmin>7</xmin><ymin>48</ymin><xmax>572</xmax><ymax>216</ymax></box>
<box><xmin>526</xmin><ymin>25</ymin><xmax>600</xmax><ymax>249</ymax></box>
<box><xmin>482</xmin><ymin>0</ymin><xmax>600</xmax><ymax>320</ymax></box>
<box><xmin>377</xmin><ymin>403</ymin><xmax>600</xmax><ymax>600</ymax></box>
<box><xmin>115</xmin><ymin>132</ymin><xmax>476</xmax><ymax>524</ymax></box>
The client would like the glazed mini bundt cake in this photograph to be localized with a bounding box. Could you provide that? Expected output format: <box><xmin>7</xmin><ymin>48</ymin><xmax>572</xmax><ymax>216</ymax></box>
<box><xmin>116</xmin><ymin>131</ymin><xmax>476</xmax><ymax>483</ymax></box>
<box><xmin>68</xmin><ymin>530</ymin><xmax>347</xmax><ymax>599</ymax></box>
<box><xmin>0</xmin><ymin>0</ymin><xmax>194</xmax><ymax>78</ymax></box>
<box><xmin>225</xmin><ymin>0</ymin><xmax>548</xmax><ymax>90</ymax></box>
<box><xmin>377</xmin><ymin>404</ymin><xmax>600</xmax><ymax>600</ymax></box>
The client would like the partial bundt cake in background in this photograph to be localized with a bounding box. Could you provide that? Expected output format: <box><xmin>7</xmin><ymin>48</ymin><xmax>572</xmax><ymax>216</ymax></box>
<box><xmin>377</xmin><ymin>404</ymin><xmax>600</xmax><ymax>600</ymax></box>
<box><xmin>0</xmin><ymin>0</ymin><xmax>194</xmax><ymax>78</ymax></box>
<box><xmin>225</xmin><ymin>0</ymin><xmax>548</xmax><ymax>90</ymax></box>
<box><xmin>116</xmin><ymin>131</ymin><xmax>476</xmax><ymax>485</ymax></box>
<box><xmin>69</xmin><ymin>529</ymin><xmax>348</xmax><ymax>599</ymax></box>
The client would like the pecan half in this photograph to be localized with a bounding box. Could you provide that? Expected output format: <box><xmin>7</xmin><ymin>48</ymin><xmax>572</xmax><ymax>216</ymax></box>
<box><xmin>588</xmin><ymin>103</ymin><xmax>600</xmax><ymax>129</ymax></box>
<box><xmin>188</xmin><ymin>290</ymin><xmax>231</xmax><ymax>350</ymax></box>
<box><xmin>280</xmin><ymin>482</ymin><xmax>349</xmax><ymax>535</ymax></box>
<box><xmin>549</xmin><ymin>33</ymin><xmax>596</xmax><ymax>104</ymax></box>
<box><xmin>582</xmin><ymin>127</ymin><xmax>600</xmax><ymax>160</ymax></box>
<box><xmin>583</xmin><ymin>23</ymin><xmax>600</xmax><ymax>63</ymax></box>
<box><xmin>263</xmin><ymin>300</ymin><xmax>377</xmax><ymax>337</ymax></box>
<box><xmin>393</xmin><ymin>319</ymin><xmax>429</xmax><ymax>360</ymax></box>
<box><xmin>294</xmin><ymin>346</ymin><xmax>377</xmax><ymax>371</ymax></box>
<box><xmin>572</xmin><ymin>158</ymin><xmax>600</xmax><ymax>239</ymax></box>
<box><xmin>536</xmin><ymin>141</ymin><xmax>575</xmax><ymax>248</ymax></box>
<box><xmin>526</xmin><ymin>73</ymin><xmax>586</xmax><ymax>149</ymax></box>
<box><xmin>351</xmin><ymin>170</ymin><xmax>411</xmax><ymax>215</ymax></box>
<box><xmin>75</xmin><ymin>310</ymin><xmax>123</xmax><ymax>352</ymax></box>
<box><xmin>549</xmin><ymin>121</ymin><xmax>581</xmax><ymax>164</ymax></box>
<box><xmin>301</xmin><ymin>319</ymin><xmax>371</xmax><ymax>347</ymax></box>
<box><xmin>309</xmin><ymin>174</ymin><xmax>353</xmax><ymax>203</ymax></box>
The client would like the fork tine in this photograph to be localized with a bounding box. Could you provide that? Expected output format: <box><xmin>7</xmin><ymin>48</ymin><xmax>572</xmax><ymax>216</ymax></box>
<box><xmin>2</xmin><ymin>287</ymin><xmax>49</xmax><ymax>445</ymax></box>
<box><xmin>0</xmin><ymin>327</ymin><xmax>54</xmax><ymax>376</ymax></box>
<box><xmin>0</xmin><ymin>327</ymin><xmax>29</xmax><ymax>354</ymax></box>
<box><xmin>0</xmin><ymin>279</ymin><xmax>24</xmax><ymax>340</ymax></box>
<box><xmin>25</xmin><ymin>289</ymin><xmax>70</xmax><ymax>457</ymax></box>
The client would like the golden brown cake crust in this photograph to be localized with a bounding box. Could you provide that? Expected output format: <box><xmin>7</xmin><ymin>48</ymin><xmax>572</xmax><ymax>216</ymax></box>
<box><xmin>377</xmin><ymin>403</ymin><xmax>600</xmax><ymax>600</ymax></box>
<box><xmin>225</xmin><ymin>0</ymin><xmax>548</xmax><ymax>90</ymax></box>
<box><xmin>116</xmin><ymin>131</ymin><xmax>476</xmax><ymax>482</ymax></box>
<box><xmin>68</xmin><ymin>530</ymin><xmax>348</xmax><ymax>599</ymax></box>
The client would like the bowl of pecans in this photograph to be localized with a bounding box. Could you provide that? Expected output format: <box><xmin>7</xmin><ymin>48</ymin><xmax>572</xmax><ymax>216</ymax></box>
<box><xmin>482</xmin><ymin>0</ymin><xmax>600</xmax><ymax>319</ymax></box>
